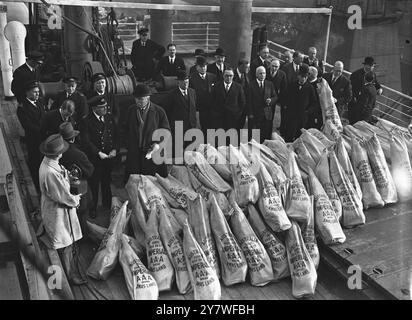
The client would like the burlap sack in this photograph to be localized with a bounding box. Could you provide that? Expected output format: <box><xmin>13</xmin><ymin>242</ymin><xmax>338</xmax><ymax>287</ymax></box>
<box><xmin>293</xmin><ymin>138</ymin><xmax>316</xmax><ymax>170</ymax></box>
<box><xmin>185</xmin><ymin>151</ymin><xmax>232</xmax><ymax>193</ymax></box>
<box><xmin>315</xmin><ymin>150</ymin><xmax>343</xmax><ymax>220</ymax></box>
<box><xmin>300</xmin><ymin>196</ymin><xmax>320</xmax><ymax>270</ymax></box>
<box><xmin>119</xmin><ymin>235</ymin><xmax>158</xmax><ymax>300</ymax></box>
<box><xmin>365</xmin><ymin>134</ymin><xmax>398</xmax><ymax>204</ymax></box>
<box><xmin>229</xmin><ymin>201</ymin><xmax>274</xmax><ymax>286</ymax></box>
<box><xmin>390</xmin><ymin>134</ymin><xmax>412</xmax><ymax>202</ymax></box>
<box><xmin>284</xmin><ymin>151</ymin><xmax>312</xmax><ymax>224</ymax></box>
<box><xmin>335</xmin><ymin>138</ymin><xmax>363</xmax><ymax>201</ymax></box>
<box><xmin>228</xmin><ymin>145</ymin><xmax>260</xmax><ymax>207</ymax></box>
<box><xmin>156</xmin><ymin>174</ymin><xmax>198</xmax><ymax>210</ymax></box>
<box><xmin>158</xmin><ymin>206</ymin><xmax>191</xmax><ymax>294</ymax></box>
<box><xmin>145</xmin><ymin>206</ymin><xmax>175</xmax><ymax>292</ymax></box>
<box><xmin>256</xmin><ymin>164</ymin><xmax>291</xmax><ymax>232</ymax></box>
<box><xmin>209</xmin><ymin>194</ymin><xmax>247</xmax><ymax>286</ymax></box>
<box><xmin>183</xmin><ymin>221</ymin><xmax>221</xmax><ymax>300</ymax></box>
<box><xmin>187</xmin><ymin>195</ymin><xmax>220</xmax><ymax>278</ymax></box>
<box><xmin>300</xmin><ymin>129</ymin><xmax>326</xmax><ymax>164</ymax></box>
<box><xmin>323</xmin><ymin>119</ymin><xmax>341</xmax><ymax>142</ymax></box>
<box><xmin>317</xmin><ymin>78</ymin><xmax>343</xmax><ymax>132</ymax></box>
<box><xmin>329</xmin><ymin>151</ymin><xmax>365</xmax><ymax>228</ymax></box>
<box><xmin>247</xmin><ymin>204</ymin><xmax>290</xmax><ymax>281</ymax></box>
<box><xmin>87</xmin><ymin>200</ymin><xmax>129</xmax><ymax>280</ymax></box>
<box><xmin>169</xmin><ymin>165</ymin><xmax>192</xmax><ymax>187</ymax></box>
<box><xmin>285</xmin><ymin>220</ymin><xmax>317</xmax><ymax>298</ymax></box>
<box><xmin>350</xmin><ymin>138</ymin><xmax>384</xmax><ymax>209</ymax></box>
<box><xmin>307</xmin><ymin>128</ymin><xmax>335</xmax><ymax>149</ymax></box>
<box><xmin>198</xmin><ymin>143</ymin><xmax>232</xmax><ymax>182</ymax></box>
<box><xmin>308</xmin><ymin>168</ymin><xmax>346</xmax><ymax>245</ymax></box>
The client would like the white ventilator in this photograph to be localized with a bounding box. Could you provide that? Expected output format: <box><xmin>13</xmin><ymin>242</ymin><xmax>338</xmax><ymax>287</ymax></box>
<box><xmin>4</xmin><ymin>20</ymin><xmax>27</xmax><ymax>71</ymax></box>
<box><xmin>0</xmin><ymin>2</ymin><xmax>12</xmax><ymax>97</ymax></box>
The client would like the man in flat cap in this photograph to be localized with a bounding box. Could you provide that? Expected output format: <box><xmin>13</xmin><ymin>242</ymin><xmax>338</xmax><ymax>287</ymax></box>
<box><xmin>130</xmin><ymin>28</ymin><xmax>165</xmax><ymax>81</ymax></box>
<box><xmin>164</xmin><ymin>70</ymin><xmax>198</xmax><ymax>156</ymax></box>
<box><xmin>207</xmin><ymin>48</ymin><xmax>230</xmax><ymax>82</ymax></box>
<box><xmin>189</xmin><ymin>56</ymin><xmax>217</xmax><ymax>134</ymax></box>
<box><xmin>80</xmin><ymin>96</ymin><xmax>118</xmax><ymax>218</ymax></box>
<box><xmin>16</xmin><ymin>80</ymin><xmax>46</xmax><ymax>191</ymax></box>
<box><xmin>123</xmin><ymin>84</ymin><xmax>170</xmax><ymax>180</ymax></box>
<box><xmin>12</xmin><ymin>51</ymin><xmax>44</xmax><ymax>104</ymax></box>
<box><xmin>283</xmin><ymin>63</ymin><xmax>318</xmax><ymax>142</ymax></box>
<box><xmin>51</xmin><ymin>76</ymin><xmax>88</xmax><ymax>126</ymax></box>
<box><xmin>40</xmin><ymin>99</ymin><xmax>76</xmax><ymax>141</ymax></box>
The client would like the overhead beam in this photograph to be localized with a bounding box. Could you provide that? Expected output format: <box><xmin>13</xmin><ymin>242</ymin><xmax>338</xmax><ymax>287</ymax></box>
<box><xmin>2</xmin><ymin>0</ymin><xmax>332</xmax><ymax>14</ymax></box>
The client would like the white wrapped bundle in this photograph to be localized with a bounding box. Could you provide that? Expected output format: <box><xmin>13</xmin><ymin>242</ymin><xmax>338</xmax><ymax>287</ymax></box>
<box><xmin>300</xmin><ymin>196</ymin><xmax>319</xmax><ymax>270</ymax></box>
<box><xmin>169</xmin><ymin>165</ymin><xmax>192</xmax><ymax>187</ymax></box>
<box><xmin>350</xmin><ymin>138</ymin><xmax>384</xmax><ymax>209</ymax></box>
<box><xmin>158</xmin><ymin>206</ymin><xmax>191</xmax><ymax>294</ymax></box>
<box><xmin>187</xmin><ymin>195</ymin><xmax>220</xmax><ymax>278</ymax></box>
<box><xmin>323</xmin><ymin>119</ymin><xmax>342</xmax><ymax>142</ymax></box>
<box><xmin>185</xmin><ymin>151</ymin><xmax>232</xmax><ymax>193</ymax></box>
<box><xmin>229</xmin><ymin>201</ymin><xmax>274</xmax><ymax>286</ymax></box>
<box><xmin>317</xmin><ymin>78</ymin><xmax>343</xmax><ymax>132</ymax></box>
<box><xmin>256</xmin><ymin>164</ymin><xmax>291</xmax><ymax>232</ymax></box>
<box><xmin>156</xmin><ymin>173</ymin><xmax>198</xmax><ymax>210</ymax></box>
<box><xmin>285</xmin><ymin>221</ymin><xmax>317</xmax><ymax>298</ymax></box>
<box><xmin>197</xmin><ymin>143</ymin><xmax>232</xmax><ymax>182</ymax></box>
<box><xmin>247</xmin><ymin>204</ymin><xmax>290</xmax><ymax>281</ymax></box>
<box><xmin>300</xmin><ymin>129</ymin><xmax>326</xmax><ymax>164</ymax></box>
<box><xmin>335</xmin><ymin>138</ymin><xmax>363</xmax><ymax>202</ymax></box>
<box><xmin>390</xmin><ymin>135</ymin><xmax>412</xmax><ymax>202</ymax></box>
<box><xmin>263</xmin><ymin>139</ymin><xmax>290</xmax><ymax>167</ymax></box>
<box><xmin>293</xmin><ymin>138</ymin><xmax>316</xmax><ymax>170</ymax></box>
<box><xmin>329</xmin><ymin>151</ymin><xmax>365</xmax><ymax>228</ymax></box>
<box><xmin>307</xmin><ymin>128</ymin><xmax>335</xmax><ymax>149</ymax></box>
<box><xmin>228</xmin><ymin>145</ymin><xmax>260</xmax><ymax>207</ymax></box>
<box><xmin>87</xmin><ymin>200</ymin><xmax>129</xmax><ymax>280</ymax></box>
<box><xmin>183</xmin><ymin>221</ymin><xmax>221</xmax><ymax>300</ymax></box>
<box><xmin>119</xmin><ymin>235</ymin><xmax>159</xmax><ymax>300</ymax></box>
<box><xmin>315</xmin><ymin>151</ymin><xmax>342</xmax><ymax>220</ymax></box>
<box><xmin>365</xmin><ymin>134</ymin><xmax>398</xmax><ymax>205</ymax></box>
<box><xmin>307</xmin><ymin>168</ymin><xmax>346</xmax><ymax>245</ymax></box>
<box><xmin>209</xmin><ymin>195</ymin><xmax>247</xmax><ymax>286</ymax></box>
<box><xmin>284</xmin><ymin>151</ymin><xmax>312</xmax><ymax>224</ymax></box>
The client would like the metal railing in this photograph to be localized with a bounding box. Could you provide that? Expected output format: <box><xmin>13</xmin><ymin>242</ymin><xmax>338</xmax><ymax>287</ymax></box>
<box><xmin>267</xmin><ymin>40</ymin><xmax>412</xmax><ymax>128</ymax></box>
<box><xmin>171</xmin><ymin>22</ymin><xmax>220</xmax><ymax>54</ymax></box>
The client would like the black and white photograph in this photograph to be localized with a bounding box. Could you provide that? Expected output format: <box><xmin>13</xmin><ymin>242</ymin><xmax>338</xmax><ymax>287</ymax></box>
<box><xmin>0</xmin><ymin>0</ymin><xmax>411</xmax><ymax>305</ymax></box>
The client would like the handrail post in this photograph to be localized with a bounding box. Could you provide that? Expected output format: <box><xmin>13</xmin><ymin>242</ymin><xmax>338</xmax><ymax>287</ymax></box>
<box><xmin>324</xmin><ymin>6</ymin><xmax>333</xmax><ymax>63</ymax></box>
<box><xmin>206</xmin><ymin>22</ymin><xmax>209</xmax><ymax>53</ymax></box>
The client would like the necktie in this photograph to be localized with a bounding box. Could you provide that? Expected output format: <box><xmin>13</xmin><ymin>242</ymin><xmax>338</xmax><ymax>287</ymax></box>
<box><xmin>100</xmin><ymin>116</ymin><xmax>104</xmax><ymax>124</ymax></box>
<box><xmin>142</xmin><ymin>42</ymin><xmax>146</xmax><ymax>47</ymax></box>
<box><xmin>225</xmin><ymin>84</ymin><xmax>230</xmax><ymax>92</ymax></box>
<box><xmin>295</xmin><ymin>65</ymin><xmax>299</xmax><ymax>73</ymax></box>
<box><xmin>170</xmin><ymin>58</ymin><xmax>174</xmax><ymax>64</ymax></box>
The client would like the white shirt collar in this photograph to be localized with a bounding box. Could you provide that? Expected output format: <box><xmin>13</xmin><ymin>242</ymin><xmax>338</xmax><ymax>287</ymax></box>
<box><xmin>236</xmin><ymin>68</ymin><xmax>242</xmax><ymax>78</ymax></box>
<box><xmin>259</xmin><ymin>56</ymin><xmax>265</xmax><ymax>64</ymax></box>
<box><xmin>169</xmin><ymin>56</ymin><xmax>175</xmax><ymax>63</ymax></box>
<box><xmin>224</xmin><ymin>82</ymin><xmax>232</xmax><ymax>90</ymax></box>
<box><xmin>93</xmin><ymin>111</ymin><xmax>104</xmax><ymax>122</ymax></box>
<box><xmin>26</xmin><ymin>97</ymin><xmax>37</xmax><ymax>106</ymax></box>
<box><xmin>179</xmin><ymin>87</ymin><xmax>188</xmax><ymax>96</ymax></box>
<box><xmin>198</xmin><ymin>73</ymin><xmax>206</xmax><ymax>79</ymax></box>
<box><xmin>26</xmin><ymin>62</ymin><xmax>34</xmax><ymax>72</ymax></box>
<box><xmin>293</xmin><ymin>62</ymin><xmax>299</xmax><ymax>70</ymax></box>
<box><xmin>257</xmin><ymin>79</ymin><xmax>264</xmax><ymax>86</ymax></box>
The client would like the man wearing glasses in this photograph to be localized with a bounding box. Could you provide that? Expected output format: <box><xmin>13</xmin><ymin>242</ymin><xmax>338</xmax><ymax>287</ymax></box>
<box><xmin>324</xmin><ymin>61</ymin><xmax>352</xmax><ymax>122</ymax></box>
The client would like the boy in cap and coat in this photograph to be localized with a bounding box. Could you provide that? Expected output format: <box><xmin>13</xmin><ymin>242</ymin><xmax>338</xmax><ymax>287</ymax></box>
<box><xmin>38</xmin><ymin>134</ymin><xmax>85</xmax><ymax>284</ymax></box>
<box><xmin>16</xmin><ymin>80</ymin><xmax>46</xmax><ymax>190</ymax></box>
<box><xmin>130</xmin><ymin>27</ymin><xmax>165</xmax><ymax>81</ymax></box>
<box><xmin>80</xmin><ymin>97</ymin><xmax>118</xmax><ymax>218</ymax></box>
<box><xmin>124</xmin><ymin>84</ymin><xmax>171</xmax><ymax>180</ymax></box>
<box><xmin>12</xmin><ymin>51</ymin><xmax>44</xmax><ymax>104</ymax></box>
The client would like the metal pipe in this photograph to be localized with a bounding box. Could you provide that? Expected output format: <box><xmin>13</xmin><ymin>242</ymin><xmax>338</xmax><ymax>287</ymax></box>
<box><xmin>324</xmin><ymin>6</ymin><xmax>333</xmax><ymax>63</ymax></box>
<box><xmin>0</xmin><ymin>2</ymin><xmax>13</xmax><ymax>97</ymax></box>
